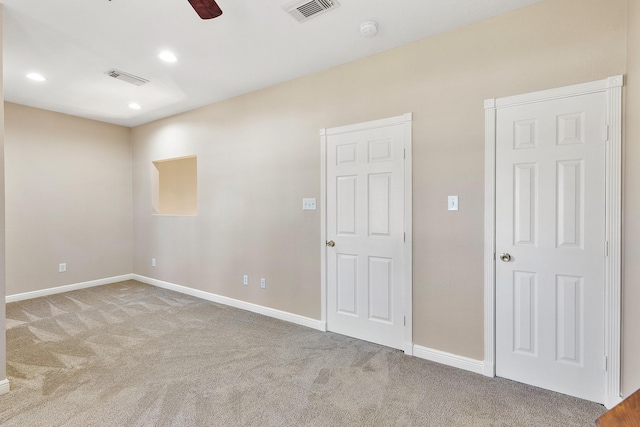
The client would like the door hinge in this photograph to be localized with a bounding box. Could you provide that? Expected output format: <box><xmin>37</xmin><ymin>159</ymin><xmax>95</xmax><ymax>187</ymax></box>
<box><xmin>404</xmin><ymin>232</ymin><xmax>406</xmax><ymax>242</ymax></box>
<box><xmin>605</xmin><ymin>241</ymin><xmax>609</xmax><ymax>257</ymax></box>
<box><xmin>404</xmin><ymin>316</ymin><xmax>406</xmax><ymax>326</ymax></box>
<box><xmin>403</xmin><ymin>149</ymin><xmax>406</xmax><ymax>159</ymax></box>
<box><xmin>604</xmin><ymin>355</ymin><xmax>608</xmax><ymax>372</ymax></box>
<box><xmin>604</xmin><ymin>124</ymin><xmax>610</xmax><ymax>142</ymax></box>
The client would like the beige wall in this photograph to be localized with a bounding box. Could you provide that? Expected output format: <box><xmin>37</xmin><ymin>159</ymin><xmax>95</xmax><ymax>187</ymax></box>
<box><xmin>132</xmin><ymin>0</ymin><xmax>627</xmax><ymax>363</ymax></box>
<box><xmin>4</xmin><ymin>103</ymin><xmax>132</xmax><ymax>295</ymax></box>
<box><xmin>0</xmin><ymin>6</ymin><xmax>7</xmax><ymax>384</ymax></box>
<box><xmin>625</xmin><ymin>0</ymin><xmax>640</xmax><ymax>398</ymax></box>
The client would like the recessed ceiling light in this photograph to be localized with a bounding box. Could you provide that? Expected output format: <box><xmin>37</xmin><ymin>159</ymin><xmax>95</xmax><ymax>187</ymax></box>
<box><xmin>128</xmin><ymin>103</ymin><xmax>142</xmax><ymax>110</ymax></box>
<box><xmin>158</xmin><ymin>51</ymin><xmax>178</xmax><ymax>63</ymax></box>
<box><xmin>26</xmin><ymin>72</ymin><xmax>46</xmax><ymax>82</ymax></box>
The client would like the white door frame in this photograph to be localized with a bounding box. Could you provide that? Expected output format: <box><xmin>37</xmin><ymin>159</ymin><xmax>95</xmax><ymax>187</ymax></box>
<box><xmin>483</xmin><ymin>76</ymin><xmax>623</xmax><ymax>408</ymax></box>
<box><xmin>320</xmin><ymin>113</ymin><xmax>414</xmax><ymax>355</ymax></box>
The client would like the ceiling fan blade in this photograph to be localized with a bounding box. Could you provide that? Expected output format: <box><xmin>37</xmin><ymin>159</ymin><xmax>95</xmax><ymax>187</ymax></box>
<box><xmin>188</xmin><ymin>0</ymin><xmax>223</xmax><ymax>20</ymax></box>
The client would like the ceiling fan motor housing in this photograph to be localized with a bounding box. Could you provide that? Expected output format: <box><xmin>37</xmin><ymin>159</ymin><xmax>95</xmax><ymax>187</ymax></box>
<box><xmin>188</xmin><ymin>0</ymin><xmax>223</xmax><ymax>20</ymax></box>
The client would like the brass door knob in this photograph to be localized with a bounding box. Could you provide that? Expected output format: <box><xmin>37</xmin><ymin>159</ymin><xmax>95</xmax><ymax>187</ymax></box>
<box><xmin>326</xmin><ymin>240</ymin><xmax>335</xmax><ymax>247</ymax></box>
<box><xmin>500</xmin><ymin>253</ymin><xmax>512</xmax><ymax>262</ymax></box>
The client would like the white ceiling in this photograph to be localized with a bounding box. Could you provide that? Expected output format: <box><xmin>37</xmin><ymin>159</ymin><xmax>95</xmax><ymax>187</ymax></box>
<box><xmin>2</xmin><ymin>0</ymin><xmax>540</xmax><ymax>127</ymax></box>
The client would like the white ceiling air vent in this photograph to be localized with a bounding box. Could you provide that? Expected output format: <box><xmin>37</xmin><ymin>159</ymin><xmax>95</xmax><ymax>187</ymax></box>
<box><xmin>284</xmin><ymin>0</ymin><xmax>339</xmax><ymax>23</ymax></box>
<box><xmin>104</xmin><ymin>69</ymin><xmax>149</xmax><ymax>86</ymax></box>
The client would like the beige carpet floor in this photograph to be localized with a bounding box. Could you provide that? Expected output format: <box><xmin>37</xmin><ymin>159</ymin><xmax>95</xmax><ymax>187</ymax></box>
<box><xmin>0</xmin><ymin>280</ymin><xmax>605</xmax><ymax>426</ymax></box>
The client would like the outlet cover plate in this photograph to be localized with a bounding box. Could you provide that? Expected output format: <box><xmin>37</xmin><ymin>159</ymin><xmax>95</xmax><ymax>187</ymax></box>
<box><xmin>260</xmin><ymin>278</ymin><xmax>266</xmax><ymax>289</ymax></box>
<box><xmin>302</xmin><ymin>198</ymin><xmax>316</xmax><ymax>210</ymax></box>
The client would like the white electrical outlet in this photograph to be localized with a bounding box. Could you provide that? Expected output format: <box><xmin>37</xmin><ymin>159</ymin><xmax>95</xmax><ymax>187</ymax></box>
<box><xmin>302</xmin><ymin>198</ymin><xmax>316</xmax><ymax>210</ymax></box>
<box><xmin>152</xmin><ymin>258</ymin><xmax>156</xmax><ymax>267</ymax></box>
<box><xmin>59</xmin><ymin>263</ymin><xmax>67</xmax><ymax>273</ymax></box>
<box><xmin>243</xmin><ymin>275</ymin><xmax>248</xmax><ymax>285</ymax></box>
<box><xmin>448</xmin><ymin>195</ymin><xmax>459</xmax><ymax>211</ymax></box>
<box><xmin>260</xmin><ymin>278</ymin><xmax>266</xmax><ymax>289</ymax></box>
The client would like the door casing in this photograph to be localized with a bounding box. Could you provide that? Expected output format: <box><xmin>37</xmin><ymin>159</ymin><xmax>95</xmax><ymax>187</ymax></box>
<box><xmin>484</xmin><ymin>76</ymin><xmax>623</xmax><ymax>409</ymax></box>
<box><xmin>320</xmin><ymin>113</ymin><xmax>413</xmax><ymax>355</ymax></box>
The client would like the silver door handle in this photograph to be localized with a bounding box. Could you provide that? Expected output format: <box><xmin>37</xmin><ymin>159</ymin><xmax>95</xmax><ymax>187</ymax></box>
<box><xmin>500</xmin><ymin>253</ymin><xmax>511</xmax><ymax>262</ymax></box>
<box><xmin>326</xmin><ymin>240</ymin><xmax>335</xmax><ymax>247</ymax></box>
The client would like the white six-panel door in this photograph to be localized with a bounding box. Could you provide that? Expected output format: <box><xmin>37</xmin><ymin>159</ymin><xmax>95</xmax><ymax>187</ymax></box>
<box><xmin>325</xmin><ymin>121</ymin><xmax>407</xmax><ymax>350</ymax></box>
<box><xmin>495</xmin><ymin>92</ymin><xmax>607</xmax><ymax>403</ymax></box>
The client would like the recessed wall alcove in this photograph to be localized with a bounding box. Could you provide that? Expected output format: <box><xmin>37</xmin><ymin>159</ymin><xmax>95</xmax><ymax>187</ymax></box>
<box><xmin>152</xmin><ymin>156</ymin><xmax>198</xmax><ymax>216</ymax></box>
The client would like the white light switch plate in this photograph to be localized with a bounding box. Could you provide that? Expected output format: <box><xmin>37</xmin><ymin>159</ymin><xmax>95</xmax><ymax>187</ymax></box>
<box><xmin>448</xmin><ymin>195</ymin><xmax>459</xmax><ymax>211</ymax></box>
<box><xmin>302</xmin><ymin>198</ymin><xmax>316</xmax><ymax>210</ymax></box>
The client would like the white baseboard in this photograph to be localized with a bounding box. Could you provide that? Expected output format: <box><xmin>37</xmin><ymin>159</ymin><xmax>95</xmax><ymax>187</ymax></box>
<box><xmin>132</xmin><ymin>274</ymin><xmax>327</xmax><ymax>332</ymax></box>
<box><xmin>5</xmin><ymin>274</ymin><xmax>135</xmax><ymax>303</ymax></box>
<box><xmin>0</xmin><ymin>379</ymin><xmax>10</xmax><ymax>395</ymax></box>
<box><xmin>605</xmin><ymin>392</ymin><xmax>623</xmax><ymax>409</ymax></box>
<box><xmin>413</xmin><ymin>344</ymin><xmax>485</xmax><ymax>375</ymax></box>
<box><xmin>482</xmin><ymin>362</ymin><xmax>495</xmax><ymax>377</ymax></box>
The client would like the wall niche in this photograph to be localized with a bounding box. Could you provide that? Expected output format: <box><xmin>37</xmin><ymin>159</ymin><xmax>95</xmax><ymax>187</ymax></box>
<box><xmin>152</xmin><ymin>156</ymin><xmax>197</xmax><ymax>216</ymax></box>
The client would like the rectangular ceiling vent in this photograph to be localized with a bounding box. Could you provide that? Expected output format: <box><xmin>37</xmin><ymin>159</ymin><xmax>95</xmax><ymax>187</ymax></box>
<box><xmin>104</xmin><ymin>68</ymin><xmax>149</xmax><ymax>86</ymax></box>
<box><xmin>284</xmin><ymin>0</ymin><xmax>339</xmax><ymax>23</ymax></box>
